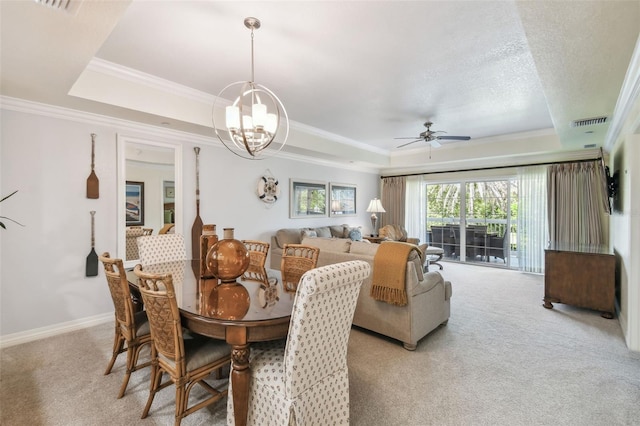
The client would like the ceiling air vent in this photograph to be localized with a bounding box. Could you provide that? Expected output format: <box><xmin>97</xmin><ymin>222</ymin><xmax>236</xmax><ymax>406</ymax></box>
<box><xmin>34</xmin><ymin>0</ymin><xmax>81</xmax><ymax>15</ymax></box>
<box><xmin>570</xmin><ymin>116</ymin><xmax>608</xmax><ymax>127</ymax></box>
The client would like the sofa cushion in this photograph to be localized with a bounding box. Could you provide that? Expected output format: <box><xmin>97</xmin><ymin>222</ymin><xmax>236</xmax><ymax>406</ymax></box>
<box><xmin>275</xmin><ymin>228</ymin><xmax>303</xmax><ymax>248</ymax></box>
<box><xmin>329</xmin><ymin>225</ymin><xmax>346</xmax><ymax>238</ymax></box>
<box><xmin>301</xmin><ymin>237</ymin><xmax>351</xmax><ymax>253</ymax></box>
<box><xmin>314</xmin><ymin>226</ymin><xmax>332</xmax><ymax>238</ymax></box>
<box><xmin>350</xmin><ymin>241</ymin><xmax>379</xmax><ymax>257</ymax></box>
<box><xmin>301</xmin><ymin>229</ymin><xmax>317</xmax><ymax>239</ymax></box>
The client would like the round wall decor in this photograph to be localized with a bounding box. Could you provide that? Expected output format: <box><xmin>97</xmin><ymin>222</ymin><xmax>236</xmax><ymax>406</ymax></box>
<box><xmin>257</xmin><ymin>170</ymin><xmax>280</xmax><ymax>204</ymax></box>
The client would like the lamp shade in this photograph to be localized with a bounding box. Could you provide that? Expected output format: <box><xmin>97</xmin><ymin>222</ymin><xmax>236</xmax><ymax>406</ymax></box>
<box><xmin>366</xmin><ymin>198</ymin><xmax>386</xmax><ymax>213</ymax></box>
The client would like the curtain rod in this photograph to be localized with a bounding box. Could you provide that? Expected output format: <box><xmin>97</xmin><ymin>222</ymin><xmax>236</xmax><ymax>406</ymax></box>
<box><xmin>381</xmin><ymin>156</ymin><xmax>600</xmax><ymax>179</ymax></box>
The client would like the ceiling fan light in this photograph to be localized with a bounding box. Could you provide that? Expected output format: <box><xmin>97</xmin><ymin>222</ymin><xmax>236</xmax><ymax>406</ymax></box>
<box><xmin>430</xmin><ymin>140</ymin><xmax>441</xmax><ymax>148</ymax></box>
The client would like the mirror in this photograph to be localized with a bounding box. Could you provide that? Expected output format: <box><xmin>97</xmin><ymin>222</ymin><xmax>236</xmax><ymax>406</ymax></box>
<box><xmin>117</xmin><ymin>135</ymin><xmax>182</xmax><ymax>268</ymax></box>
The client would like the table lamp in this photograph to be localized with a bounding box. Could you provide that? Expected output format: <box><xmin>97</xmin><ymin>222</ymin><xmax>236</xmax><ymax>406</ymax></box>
<box><xmin>366</xmin><ymin>198</ymin><xmax>386</xmax><ymax>236</ymax></box>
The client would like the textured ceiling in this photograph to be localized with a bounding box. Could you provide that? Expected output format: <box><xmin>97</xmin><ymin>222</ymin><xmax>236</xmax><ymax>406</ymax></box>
<box><xmin>1</xmin><ymin>0</ymin><xmax>638</xmax><ymax>171</ymax></box>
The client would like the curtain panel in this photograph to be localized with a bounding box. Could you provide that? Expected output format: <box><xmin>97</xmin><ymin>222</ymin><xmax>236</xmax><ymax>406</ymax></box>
<box><xmin>547</xmin><ymin>161</ymin><xmax>606</xmax><ymax>247</ymax></box>
<box><xmin>406</xmin><ymin>176</ymin><xmax>426</xmax><ymax>243</ymax></box>
<box><xmin>381</xmin><ymin>176</ymin><xmax>406</xmax><ymax>227</ymax></box>
<box><xmin>518</xmin><ymin>166</ymin><xmax>547</xmax><ymax>273</ymax></box>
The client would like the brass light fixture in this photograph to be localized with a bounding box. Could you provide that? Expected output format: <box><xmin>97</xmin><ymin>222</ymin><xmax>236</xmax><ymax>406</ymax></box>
<box><xmin>212</xmin><ymin>17</ymin><xmax>289</xmax><ymax>159</ymax></box>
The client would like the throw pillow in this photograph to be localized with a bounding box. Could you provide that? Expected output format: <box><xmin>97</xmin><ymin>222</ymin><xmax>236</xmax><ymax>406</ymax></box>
<box><xmin>314</xmin><ymin>226</ymin><xmax>332</xmax><ymax>238</ymax></box>
<box><xmin>349</xmin><ymin>228</ymin><xmax>362</xmax><ymax>241</ymax></box>
<box><xmin>301</xmin><ymin>229</ymin><xmax>317</xmax><ymax>239</ymax></box>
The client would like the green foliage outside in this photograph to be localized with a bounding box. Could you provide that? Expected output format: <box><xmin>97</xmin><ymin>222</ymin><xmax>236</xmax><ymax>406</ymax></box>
<box><xmin>425</xmin><ymin>180</ymin><xmax>518</xmax><ymax>238</ymax></box>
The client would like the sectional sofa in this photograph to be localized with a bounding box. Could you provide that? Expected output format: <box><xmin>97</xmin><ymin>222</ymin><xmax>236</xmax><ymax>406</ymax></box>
<box><xmin>270</xmin><ymin>226</ymin><xmax>452</xmax><ymax>350</ymax></box>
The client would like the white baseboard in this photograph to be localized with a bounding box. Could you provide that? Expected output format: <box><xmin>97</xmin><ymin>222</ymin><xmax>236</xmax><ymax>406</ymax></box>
<box><xmin>0</xmin><ymin>313</ymin><xmax>113</xmax><ymax>349</ymax></box>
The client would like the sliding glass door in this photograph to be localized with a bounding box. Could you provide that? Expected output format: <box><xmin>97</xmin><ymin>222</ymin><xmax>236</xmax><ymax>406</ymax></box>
<box><xmin>424</xmin><ymin>178</ymin><xmax>518</xmax><ymax>268</ymax></box>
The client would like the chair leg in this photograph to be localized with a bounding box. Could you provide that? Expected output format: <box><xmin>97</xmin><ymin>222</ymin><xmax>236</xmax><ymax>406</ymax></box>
<box><xmin>175</xmin><ymin>381</ymin><xmax>187</xmax><ymax>426</ymax></box>
<box><xmin>142</xmin><ymin>362</ymin><xmax>161</xmax><ymax>419</ymax></box>
<box><xmin>117</xmin><ymin>342</ymin><xmax>136</xmax><ymax>398</ymax></box>
<box><xmin>104</xmin><ymin>324</ymin><xmax>125</xmax><ymax>375</ymax></box>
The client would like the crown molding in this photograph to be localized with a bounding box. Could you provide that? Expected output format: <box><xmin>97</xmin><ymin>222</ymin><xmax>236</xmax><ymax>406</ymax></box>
<box><xmin>0</xmin><ymin>96</ymin><xmax>381</xmax><ymax>174</ymax></box>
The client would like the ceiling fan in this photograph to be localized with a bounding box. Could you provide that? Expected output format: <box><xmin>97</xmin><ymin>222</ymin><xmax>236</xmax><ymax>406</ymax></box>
<box><xmin>395</xmin><ymin>121</ymin><xmax>471</xmax><ymax>148</ymax></box>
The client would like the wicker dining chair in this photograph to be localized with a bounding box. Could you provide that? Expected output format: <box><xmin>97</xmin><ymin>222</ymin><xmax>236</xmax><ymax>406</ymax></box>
<box><xmin>280</xmin><ymin>244</ymin><xmax>320</xmax><ymax>293</ymax></box>
<box><xmin>241</xmin><ymin>240</ymin><xmax>270</xmax><ymax>283</ymax></box>
<box><xmin>99</xmin><ymin>252</ymin><xmax>152</xmax><ymax>398</ymax></box>
<box><xmin>133</xmin><ymin>264</ymin><xmax>231</xmax><ymax>426</ymax></box>
<box><xmin>137</xmin><ymin>233</ymin><xmax>187</xmax><ymax>266</ymax></box>
<box><xmin>227</xmin><ymin>260</ymin><xmax>371</xmax><ymax>425</ymax></box>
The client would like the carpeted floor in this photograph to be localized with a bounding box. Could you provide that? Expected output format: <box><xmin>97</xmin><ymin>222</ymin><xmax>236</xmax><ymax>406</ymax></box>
<box><xmin>2</xmin><ymin>262</ymin><xmax>639</xmax><ymax>425</ymax></box>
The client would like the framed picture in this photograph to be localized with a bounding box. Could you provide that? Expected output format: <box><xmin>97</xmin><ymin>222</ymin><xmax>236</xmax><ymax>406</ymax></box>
<box><xmin>290</xmin><ymin>179</ymin><xmax>327</xmax><ymax>218</ymax></box>
<box><xmin>125</xmin><ymin>181</ymin><xmax>145</xmax><ymax>226</ymax></box>
<box><xmin>165</xmin><ymin>185</ymin><xmax>175</xmax><ymax>198</ymax></box>
<box><xmin>329</xmin><ymin>183</ymin><xmax>357</xmax><ymax>216</ymax></box>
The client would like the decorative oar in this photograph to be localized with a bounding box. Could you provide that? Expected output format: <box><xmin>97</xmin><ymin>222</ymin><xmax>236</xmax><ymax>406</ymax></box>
<box><xmin>86</xmin><ymin>133</ymin><xmax>99</xmax><ymax>199</ymax></box>
<box><xmin>191</xmin><ymin>147</ymin><xmax>203</xmax><ymax>260</ymax></box>
<box><xmin>86</xmin><ymin>211</ymin><xmax>98</xmax><ymax>277</ymax></box>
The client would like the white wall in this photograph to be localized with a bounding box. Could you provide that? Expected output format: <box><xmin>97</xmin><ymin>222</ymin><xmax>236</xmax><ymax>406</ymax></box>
<box><xmin>610</xmin><ymin>134</ymin><xmax>640</xmax><ymax>351</ymax></box>
<box><xmin>0</xmin><ymin>104</ymin><xmax>379</xmax><ymax>343</ymax></box>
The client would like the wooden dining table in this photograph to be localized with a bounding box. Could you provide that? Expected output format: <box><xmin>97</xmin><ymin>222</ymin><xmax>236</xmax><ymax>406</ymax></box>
<box><xmin>126</xmin><ymin>260</ymin><xmax>295</xmax><ymax>426</ymax></box>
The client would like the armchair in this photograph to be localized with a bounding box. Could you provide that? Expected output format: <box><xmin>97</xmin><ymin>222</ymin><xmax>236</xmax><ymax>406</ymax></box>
<box><xmin>378</xmin><ymin>224</ymin><xmax>419</xmax><ymax>245</ymax></box>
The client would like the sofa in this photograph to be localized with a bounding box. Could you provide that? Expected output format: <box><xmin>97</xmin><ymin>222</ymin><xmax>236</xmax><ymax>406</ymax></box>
<box><xmin>270</xmin><ymin>227</ymin><xmax>452</xmax><ymax>350</ymax></box>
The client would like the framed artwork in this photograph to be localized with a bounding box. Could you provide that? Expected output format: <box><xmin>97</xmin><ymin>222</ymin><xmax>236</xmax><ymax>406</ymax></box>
<box><xmin>125</xmin><ymin>181</ymin><xmax>145</xmax><ymax>226</ymax></box>
<box><xmin>329</xmin><ymin>183</ymin><xmax>357</xmax><ymax>216</ymax></box>
<box><xmin>290</xmin><ymin>179</ymin><xmax>327</xmax><ymax>218</ymax></box>
<box><xmin>165</xmin><ymin>185</ymin><xmax>175</xmax><ymax>198</ymax></box>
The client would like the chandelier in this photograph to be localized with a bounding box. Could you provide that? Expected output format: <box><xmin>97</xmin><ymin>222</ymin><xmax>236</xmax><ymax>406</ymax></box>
<box><xmin>212</xmin><ymin>17</ymin><xmax>289</xmax><ymax>159</ymax></box>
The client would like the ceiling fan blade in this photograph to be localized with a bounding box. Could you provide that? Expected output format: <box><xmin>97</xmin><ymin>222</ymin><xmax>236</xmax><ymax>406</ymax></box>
<box><xmin>436</xmin><ymin>135</ymin><xmax>471</xmax><ymax>141</ymax></box>
<box><xmin>394</xmin><ymin>137</ymin><xmax>421</xmax><ymax>139</ymax></box>
<box><xmin>396</xmin><ymin>139</ymin><xmax>421</xmax><ymax>148</ymax></box>
<box><xmin>429</xmin><ymin>140</ymin><xmax>442</xmax><ymax>148</ymax></box>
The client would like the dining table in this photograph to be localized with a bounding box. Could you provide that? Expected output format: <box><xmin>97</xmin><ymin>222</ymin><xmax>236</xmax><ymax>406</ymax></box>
<box><xmin>126</xmin><ymin>259</ymin><xmax>295</xmax><ymax>426</ymax></box>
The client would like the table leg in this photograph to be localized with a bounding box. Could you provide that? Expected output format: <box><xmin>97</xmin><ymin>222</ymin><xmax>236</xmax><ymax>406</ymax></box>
<box><xmin>227</xmin><ymin>325</ymin><xmax>251</xmax><ymax>426</ymax></box>
<box><xmin>231</xmin><ymin>344</ymin><xmax>250</xmax><ymax>426</ymax></box>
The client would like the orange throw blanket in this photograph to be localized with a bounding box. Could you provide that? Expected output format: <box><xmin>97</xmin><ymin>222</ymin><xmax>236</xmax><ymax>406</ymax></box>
<box><xmin>370</xmin><ymin>241</ymin><xmax>418</xmax><ymax>306</ymax></box>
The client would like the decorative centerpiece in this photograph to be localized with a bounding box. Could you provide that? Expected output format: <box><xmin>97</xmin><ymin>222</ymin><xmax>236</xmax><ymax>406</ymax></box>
<box><xmin>206</xmin><ymin>228</ymin><xmax>250</xmax><ymax>283</ymax></box>
<box><xmin>204</xmin><ymin>228</ymin><xmax>251</xmax><ymax>319</ymax></box>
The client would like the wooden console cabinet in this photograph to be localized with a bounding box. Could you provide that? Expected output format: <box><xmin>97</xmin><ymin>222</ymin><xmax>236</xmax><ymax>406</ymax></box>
<box><xmin>544</xmin><ymin>243</ymin><xmax>615</xmax><ymax>318</ymax></box>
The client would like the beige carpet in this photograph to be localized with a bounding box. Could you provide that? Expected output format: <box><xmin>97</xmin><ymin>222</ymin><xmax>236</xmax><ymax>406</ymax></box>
<box><xmin>2</xmin><ymin>262</ymin><xmax>639</xmax><ymax>425</ymax></box>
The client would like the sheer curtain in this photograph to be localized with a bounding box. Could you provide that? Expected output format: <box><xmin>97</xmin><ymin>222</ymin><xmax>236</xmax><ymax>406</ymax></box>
<box><xmin>380</xmin><ymin>176</ymin><xmax>406</xmax><ymax>227</ymax></box>
<box><xmin>547</xmin><ymin>161</ymin><xmax>605</xmax><ymax>246</ymax></box>
<box><xmin>517</xmin><ymin>166</ymin><xmax>547</xmax><ymax>273</ymax></box>
<box><xmin>406</xmin><ymin>176</ymin><xmax>426</xmax><ymax>243</ymax></box>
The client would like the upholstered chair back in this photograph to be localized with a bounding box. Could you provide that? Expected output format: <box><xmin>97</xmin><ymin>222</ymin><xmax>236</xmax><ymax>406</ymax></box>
<box><xmin>284</xmin><ymin>261</ymin><xmax>370</xmax><ymax>398</ymax></box>
<box><xmin>137</xmin><ymin>233</ymin><xmax>187</xmax><ymax>266</ymax></box>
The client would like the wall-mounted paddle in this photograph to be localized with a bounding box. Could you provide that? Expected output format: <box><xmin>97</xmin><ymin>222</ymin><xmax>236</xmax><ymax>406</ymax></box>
<box><xmin>86</xmin><ymin>210</ymin><xmax>98</xmax><ymax>277</ymax></box>
<box><xmin>86</xmin><ymin>133</ymin><xmax>99</xmax><ymax>199</ymax></box>
<box><xmin>191</xmin><ymin>147</ymin><xmax>203</xmax><ymax>261</ymax></box>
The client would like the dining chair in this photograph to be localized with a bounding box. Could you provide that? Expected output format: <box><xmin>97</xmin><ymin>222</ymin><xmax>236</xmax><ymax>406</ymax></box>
<box><xmin>280</xmin><ymin>243</ymin><xmax>320</xmax><ymax>292</ymax></box>
<box><xmin>227</xmin><ymin>260</ymin><xmax>371</xmax><ymax>425</ymax></box>
<box><xmin>125</xmin><ymin>227</ymin><xmax>145</xmax><ymax>261</ymax></box>
<box><xmin>133</xmin><ymin>264</ymin><xmax>231</xmax><ymax>426</ymax></box>
<box><xmin>241</xmin><ymin>240</ymin><xmax>270</xmax><ymax>283</ymax></box>
<box><xmin>99</xmin><ymin>252</ymin><xmax>152</xmax><ymax>398</ymax></box>
<box><xmin>137</xmin><ymin>233</ymin><xmax>187</xmax><ymax>265</ymax></box>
